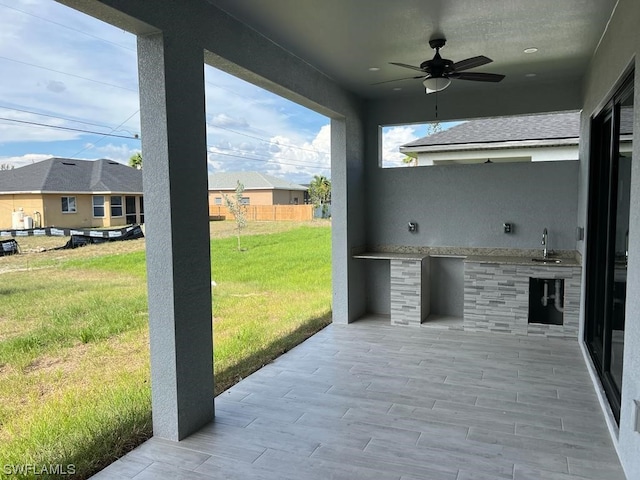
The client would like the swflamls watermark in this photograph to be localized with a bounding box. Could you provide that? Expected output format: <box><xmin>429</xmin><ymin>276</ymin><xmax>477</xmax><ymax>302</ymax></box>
<box><xmin>3</xmin><ymin>464</ymin><xmax>76</xmax><ymax>476</ymax></box>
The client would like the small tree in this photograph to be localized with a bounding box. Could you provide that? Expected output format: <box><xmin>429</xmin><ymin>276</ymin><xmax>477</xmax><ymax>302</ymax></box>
<box><xmin>309</xmin><ymin>175</ymin><xmax>331</xmax><ymax>218</ymax></box>
<box><xmin>129</xmin><ymin>152</ymin><xmax>142</xmax><ymax>169</ymax></box>
<box><xmin>223</xmin><ymin>181</ymin><xmax>247</xmax><ymax>251</ymax></box>
<box><xmin>402</xmin><ymin>155</ymin><xmax>418</xmax><ymax>167</ymax></box>
<box><xmin>0</xmin><ymin>163</ymin><xmax>14</xmax><ymax>170</ymax></box>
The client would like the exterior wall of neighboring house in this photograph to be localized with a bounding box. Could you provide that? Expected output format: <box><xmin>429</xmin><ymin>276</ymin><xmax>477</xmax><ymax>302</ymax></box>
<box><xmin>413</xmin><ymin>144</ymin><xmax>579</xmax><ymax>165</ymax></box>
<box><xmin>209</xmin><ymin>189</ymin><xmax>305</xmax><ymax>206</ymax></box>
<box><xmin>272</xmin><ymin>189</ymin><xmax>303</xmax><ymax>205</ymax></box>
<box><xmin>0</xmin><ymin>193</ymin><xmax>143</xmax><ymax>229</ymax></box>
<box><xmin>43</xmin><ymin>193</ymin><xmax>92</xmax><ymax>228</ymax></box>
<box><xmin>0</xmin><ymin>194</ymin><xmax>45</xmax><ymax>229</ymax></box>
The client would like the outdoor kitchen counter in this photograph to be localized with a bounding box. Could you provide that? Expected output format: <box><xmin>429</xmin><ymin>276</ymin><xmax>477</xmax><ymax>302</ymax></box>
<box><xmin>353</xmin><ymin>251</ymin><xmax>429</xmax><ymax>326</ymax></box>
<box><xmin>354</xmin><ymin>248</ymin><xmax>582</xmax><ymax>327</ymax></box>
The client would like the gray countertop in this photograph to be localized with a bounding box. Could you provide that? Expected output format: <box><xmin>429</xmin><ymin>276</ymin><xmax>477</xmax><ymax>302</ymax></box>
<box><xmin>353</xmin><ymin>246</ymin><xmax>581</xmax><ymax>266</ymax></box>
<box><xmin>352</xmin><ymin>252</ymin><xmax>428</xmax><ymax>261</ymax></box>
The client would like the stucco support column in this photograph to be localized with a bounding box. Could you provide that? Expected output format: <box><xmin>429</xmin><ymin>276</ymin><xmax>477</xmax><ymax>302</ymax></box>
<box><xmin>137</xmin><ymin>32</ymin><xmax>214</xmax><ymax>441</ymax></box>
<box><xmin>331</xmin><ymin>116</ymin><xmax>366</xmax><ymax>324</ymax></box>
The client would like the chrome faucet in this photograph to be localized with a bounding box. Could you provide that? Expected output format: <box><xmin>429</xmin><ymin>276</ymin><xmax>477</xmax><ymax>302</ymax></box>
<box><xmin>542</xmin><ymin>228</ymin><xmax>548</xmax><ymax>258</ymax></box>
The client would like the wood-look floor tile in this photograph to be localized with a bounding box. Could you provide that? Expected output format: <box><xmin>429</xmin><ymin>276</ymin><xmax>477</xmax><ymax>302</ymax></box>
<box><xmin>93</xmin><ymin>319</ymin><xmax>624</xmax><ymax>480</ymax></box>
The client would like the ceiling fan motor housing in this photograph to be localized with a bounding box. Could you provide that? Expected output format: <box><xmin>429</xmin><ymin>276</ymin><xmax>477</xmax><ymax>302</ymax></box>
<box><xmin>421</xmin><ymin>39</ymin><xmax>454</xmax><ymax>77</ymax></box>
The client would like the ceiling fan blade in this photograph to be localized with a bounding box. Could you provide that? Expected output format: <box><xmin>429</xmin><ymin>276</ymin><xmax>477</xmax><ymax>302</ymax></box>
<box><xmin>389</xmin><ymin>62</ymin><xmax>425</xmax><ymax>73</ymax></box>
<box><xmin>451</xmin><ymin>71</ymin><xmax>505</xmax><ymax>82</ymax></box>
<box><xmin>452</xmin><ymin>55</ymin><xmax>493</xmax><ymax>72</ymax></box>
<box><xmin>372</xmin><ymin>75</ymin><xmax>426</xmax><ymax>85</ymax></box>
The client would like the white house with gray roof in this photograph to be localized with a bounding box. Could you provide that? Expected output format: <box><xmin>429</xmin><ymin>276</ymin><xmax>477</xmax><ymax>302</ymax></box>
<box><xmin>207</xmin><ymin>171</ymin><xmax>308</xmax><ymax>206</ymax></box>
<box><xmin>400</xmin><ymin>111</ymin><xmax>581</xmax><ymax>165</ymax></box>
<box><xmin>0</xmin><ymin>157</ymin><xmax>143</xmax><ymax>229</ymax></box>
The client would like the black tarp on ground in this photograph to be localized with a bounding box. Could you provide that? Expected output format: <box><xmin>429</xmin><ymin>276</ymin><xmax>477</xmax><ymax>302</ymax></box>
<box><xmin>0</xmin><ymin>239</ymin><xmax>19</xmax><ymax>256</ymax></box>
<box><xmin>63</xmin><ymin>225</ymin><xmax>144</xmax><ymax>249</ymax></box>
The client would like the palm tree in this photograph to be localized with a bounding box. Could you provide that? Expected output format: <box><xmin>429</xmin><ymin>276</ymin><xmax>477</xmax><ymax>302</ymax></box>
<box><xmin>309</xmin><ymin>175</ymin><xmax>331</xmax><ymax>218</ymax></box>
<box><xmin>129</xmin><ymin>152</ymin><xmax>142</xmax><ymax>169</ymax></box>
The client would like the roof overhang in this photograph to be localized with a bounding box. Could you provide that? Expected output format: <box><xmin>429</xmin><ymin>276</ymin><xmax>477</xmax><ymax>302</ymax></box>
<box><xmin>400</xmin><ymin>137</ymin><xmax>580</xmax><ymax>155</ymax></box>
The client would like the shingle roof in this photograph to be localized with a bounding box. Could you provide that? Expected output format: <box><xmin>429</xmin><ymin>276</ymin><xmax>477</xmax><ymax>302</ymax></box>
<box><xmin>401</xmin><ymin>111</ymin><xmax>581</xmax><ymax>149</ymax></box>
<box><xmin>0</xmin><ymin>157</ymin><xmax>143</xmax><ymax>193</ymax></box>
<box><xmin>208</xmin><ymin>171</ymin><xmax>307</xmax><ymax>191</ymax></box>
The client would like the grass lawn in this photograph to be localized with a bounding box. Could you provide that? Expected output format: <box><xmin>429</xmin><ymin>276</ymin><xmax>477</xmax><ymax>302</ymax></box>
<box><xmin>0</xmin><ymin>220</ymin><xmax>331</xmax><ymax>479</ymax></box>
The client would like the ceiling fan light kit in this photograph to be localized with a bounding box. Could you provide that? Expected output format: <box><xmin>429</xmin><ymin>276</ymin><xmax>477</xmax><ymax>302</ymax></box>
<box><xmin>423</xmin><ymin>77</ymin><xmax>451</xmax><ymax>93</ymax></box>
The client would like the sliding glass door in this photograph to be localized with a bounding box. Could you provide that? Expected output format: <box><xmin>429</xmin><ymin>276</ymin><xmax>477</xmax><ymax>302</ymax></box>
<box><xmin>585</xmin><ymin>71</ymin><xmax>633</xmax><ymax>423</ymax></box>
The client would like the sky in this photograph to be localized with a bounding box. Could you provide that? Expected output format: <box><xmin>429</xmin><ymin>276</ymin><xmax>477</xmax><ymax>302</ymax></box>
<box><xmin>0</xmin><ymin>0</ymin><xmax>431</xmax><ymax>183</ymax></box>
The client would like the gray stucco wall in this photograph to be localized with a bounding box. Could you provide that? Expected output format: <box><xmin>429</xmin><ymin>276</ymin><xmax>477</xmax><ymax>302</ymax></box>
<box><xmin>581</xmin><ymin>0</ymin><xmax>640</xmax><ymax>477</ymax></box>
<box><xmin>366</xmin><ymin>160</ymin><xmax>579</xmax><ymax>250</ymax></box>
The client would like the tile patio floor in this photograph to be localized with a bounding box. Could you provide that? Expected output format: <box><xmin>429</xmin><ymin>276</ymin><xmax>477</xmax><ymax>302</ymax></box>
<box><xmin>93</xmin><ymin>315</ymin><xmax>626</xmax><ymax>480</ymax></box>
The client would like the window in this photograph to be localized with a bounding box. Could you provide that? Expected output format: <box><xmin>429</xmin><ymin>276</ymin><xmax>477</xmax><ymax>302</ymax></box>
<box><xmin>93</xmin><ymin>196</ymin><xmax>105</xmax><ymax>217</ymax></box>
<box><xmin>61</xmin><ymin>196</ymin><xmax>77</xmax><ymax>213</ymax></box>
<box><xmin>111</xmin><ymin>195</ymin><xmax>123</xmax><ymax>217</ymax></box>
<box><xmin>381</xmin><ymin>113</ymin><xmax>579</xmax><ymax>168</ymax></box>
<box><xmin>214</xmin><ymin>197</ymin><xmax>222</xmax><ymax>205</ymax></box>
<box><xmin>240</xmin><ymin>197</ymin><xmax>250</xmax><ymax>205</ymax></box>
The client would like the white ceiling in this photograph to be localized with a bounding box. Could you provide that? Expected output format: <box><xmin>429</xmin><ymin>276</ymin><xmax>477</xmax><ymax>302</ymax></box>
<box><xmin>207</xmin><ymin>0</ymin><xmax>618</xmax><ymax>99</ymax></box>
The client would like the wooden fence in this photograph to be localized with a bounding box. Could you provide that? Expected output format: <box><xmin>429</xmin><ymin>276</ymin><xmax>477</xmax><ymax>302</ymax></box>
<box><xmin>209</xmin><ymin>204</ymin><xmax>314</xmax><ymax>221</ymax></box>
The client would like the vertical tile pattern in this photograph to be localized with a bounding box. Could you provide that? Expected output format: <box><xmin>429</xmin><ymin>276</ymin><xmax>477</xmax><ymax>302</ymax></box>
<box><xmin>464</xmin><ymin>262</ymin><xmax>581</xmax><ymax>338</ymax></box>
<box><xmin>93</xmin><ymin>317</ymin><xmax>625</xmax><ymax>480</ymax></box>
<box><xmin>390</xmin><ymin>259</ymin><xmax>424</xmax><ymax>326</ymax></box>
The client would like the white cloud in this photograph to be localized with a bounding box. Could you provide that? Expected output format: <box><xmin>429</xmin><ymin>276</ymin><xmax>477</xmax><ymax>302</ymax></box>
<box><xmin>87</xmin><ymin>143</ymin><xmax>140</xmax><ymax>164</ymax></box>
<box><xmin>206</xmin><ymin>123</ymin><xmax>331</xmax><ymax>184</ymax></box>
<box><xmin>0</xmin><ymin>153</ymin><xmax>52</xmax><ymax>168</ymax></box>
<box><xmin>382</xmin><ymin>126</ymin><xmax>420</xmax><ymax>168</ymax></box>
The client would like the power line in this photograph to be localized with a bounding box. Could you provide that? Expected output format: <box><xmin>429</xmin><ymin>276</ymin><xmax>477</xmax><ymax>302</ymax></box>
<box><xmin>0</xmin><ymin>116</ymin><xmax>139</xmax><ymax>139</ymax></box>
<box><xmin>0</xmin><ymin>104</ymin><xmax>139</xmax><ymax>135</ymax></box>
<box><xmin>70</xmin><ymin>110</ymin><xmax>141</xmax><ymax>159</ymax></box>
<box><xmin>0</xmin><ymin>109</ymin><xmax>327</xmax><ymax>169</ymax></box>
<box><xmin>207</xmin><ymin>146</ymin><xmax>329</xmax><ymax>170</ymax></box>
<box><xmin>205</xmin><ymin>80</ymin><xmax>257</xmax><ymax>102</ymax></box>
<box><xmin>0</xmin><ymin>2</ymin><xmax>135</xmax><ymax>52</ymax></box>
<box><xmin>0</xmin><ymin>55</ymin><xmax>137</xmax><ymax>92</ymax></box>
<box><xmin>206</xmin><ymin>121</ymin><xmax>330</xmax><ymax>156</ymax></box>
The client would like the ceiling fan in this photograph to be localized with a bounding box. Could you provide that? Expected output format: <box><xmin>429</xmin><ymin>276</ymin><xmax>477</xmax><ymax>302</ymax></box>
<box><xmin>379</xmin><ymin>38</ymin><xmax>505</xmax><ymax>93</ymax></box>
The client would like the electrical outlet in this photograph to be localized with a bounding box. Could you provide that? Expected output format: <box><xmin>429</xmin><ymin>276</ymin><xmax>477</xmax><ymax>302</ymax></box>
<box><xmin>503</xmin><ymin>223</ymin><xmax>513</xmax><ymax>233</ymax></box>
<box><xmin>408</xmin><ymin>222</ymin><xmax>418</xmax><ymax>233</ymax></box>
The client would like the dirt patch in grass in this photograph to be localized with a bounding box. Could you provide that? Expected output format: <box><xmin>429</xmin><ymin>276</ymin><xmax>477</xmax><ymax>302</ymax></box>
<box><xmin>0</xmin><ymin>220</ymin><xmax>331</xmax><ymax>274</ymax></box>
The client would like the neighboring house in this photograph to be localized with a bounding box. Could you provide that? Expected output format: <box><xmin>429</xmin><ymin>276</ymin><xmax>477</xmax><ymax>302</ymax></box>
<box><xmin>207</xmin><ymin>171</ymin><xmax>308</xmax><ymax>206</ymax></box>
<box><xmin>0</xmin><ymin>157</ymin><xmax>143</xmax><ymax>230</ymax></box>
<box><xmin>399</xmin><ymin>111</ymin><xmax>581</xmax><ymax>165</ymax></box>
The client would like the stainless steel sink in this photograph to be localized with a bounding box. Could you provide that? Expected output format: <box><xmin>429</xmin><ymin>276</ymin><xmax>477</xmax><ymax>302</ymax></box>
<box><xmin>531</xmin><ymin>258</ymin><xmax>562</xmax><ymax>264</ymax></box>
